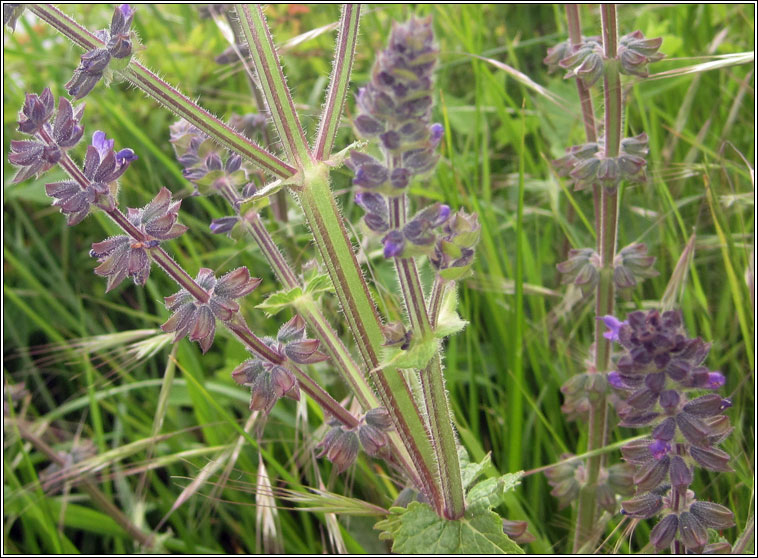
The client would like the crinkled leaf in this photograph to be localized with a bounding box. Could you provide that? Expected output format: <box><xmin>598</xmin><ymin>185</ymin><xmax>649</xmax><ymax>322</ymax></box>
<box><xmin>459</xmin><ymin>448</ymin><xmax>492</xmax><ymax>490</ymax></box>
<box><xmin>256</xmin><ymin>286</ymin><xmax>303</xmax><ymax>315</ymax></box>
<box><xmin>375</xmin><ymin>502</ymin><xmax>523</xmax><ymax>554</ymax></box>
<box><xmin>466</xmin><ymin>472</ymin><xmax>524</xmax><ymax>514</ymax></box>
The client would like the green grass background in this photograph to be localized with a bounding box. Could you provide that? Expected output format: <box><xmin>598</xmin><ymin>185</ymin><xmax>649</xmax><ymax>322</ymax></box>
<box><xmin>3</xmin><ymin>4</ymin><xmax>754</xmax><ymax>554</ymax></box>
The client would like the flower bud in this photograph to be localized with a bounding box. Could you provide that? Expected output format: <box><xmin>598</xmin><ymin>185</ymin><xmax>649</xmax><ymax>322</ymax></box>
<box><xmin>634</xmin><ymin>455</ymin><xmax>669</xmax><ymax>492</ymax></box>
<box><xmin>358</xmin><ymin>423</ymin><xmax>388</xmax><ymax>456</ymax></box>
<box><xmin>678</xmin><ymin>511</ymin><xmax>708</xmax><ymax>552</ymax></box>
<box><xmin>277</xmin><ymin>315</ymin><xmax>307</xmax><ymax>344</ymax></box>
<box><xmin>209</xmin><ymin>216</ymin><xmax>239</xmax><ymax>235</ymax></box>
<box><xmin>668</xmin><ymin>455</ymin><xmax>692</xmax><ymax>488</ymax></box>
<box><xmin>317</xmin><ymin>426</ymin><xmax>360</xmax><ymax>474</ymax></box>
<box><xmin>651</xmin><ymin>417</ymin><xmax>676</xmax><ymax>442</ymax></box>
<box><xmin>659</xmin><ymin>390</ymin><xmax>681</xmax><ymax>413</ymax></box>
<box><xmin>683</xmin><ymin>394</ymin><xmax>732</xmax><ymax>417</ymax></box>
<box><xmin>690</xmin><ymin>501</ymin><xmax>735</xmax><ymax>530</ymax></box>
<box><xmin>676</xmin><ymin>412</ymin><xmax>710</xmax><ymax>447</ymax></box>
<box><xmin>621</xmin><ymin>492</ymin><xmax>663</xmax><ymax>519</ymax></box>
<box><xmin>285</xmin><ymin>339</ymin><xmax>328</xmax><ymax>364</ymax></box>
<box><xmin>689</xmin><ymin>446</ymin><xmax>732</xmax><ymax>473</ymax></box>
<box><xmin>365</xmin><ymin>407</ymin><xmax>394</xmax><ymax>431</ymax></box>
<box><xmin>650</xmin><ymin>514</ymin><xmax>678</xmax><ymax>551</ymax></box>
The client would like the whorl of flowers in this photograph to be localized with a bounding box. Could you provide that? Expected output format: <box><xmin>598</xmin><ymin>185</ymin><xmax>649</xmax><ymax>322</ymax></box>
<box><xmin>162</xmin><ymin>267</ymin><xmax>261</xmax><ymax>353</ymax></box>
<box><xmin>45</xmin><ymin>131</ymin><xmax>137</xmax><ymax>225</ymax></box>
<box><xmin>169</xmin><ymin>119</ymin><xmax>256</xmax><ymax>201</ymax></box>
<box><xmin>9</xmin><ymin>89</ymin><xmax>85</xmax><ymax>184</ymax></box>
<box><xmin>557</xmin><ymin>242</ymin><xmax>658</xmax><ymax>293</ymax></box>
<box><xmin>351</xmin><ymin>15</ymin><xmax>441</xmax><ymax>182</ymax></box>
<box><xmin>348</xmin><ymin>16</ymin><xmax>468</xmax><ymax>265</ymax></box>
<box><xmin>317</xmin><ymin>407</ymin><xmax>395</xmax><ymax>474</ymax></box>
<box><xmin>90</xmin><ymin>187</ymin><xmax>187</xmax><ymax>291</ymax></box>
<box><xmin>231</xmin><ymin>315</ymin><xmax>328</xmax><ymax>414</ymax></box>
<box><xmin>552</xmin><ymin>133</ymin><xmax>650</xmax><ymax>193</ymax></box>
<box><xmin>602</xmin><ymin>309</ymin><xmax>735</xmax><ymax>553</ymax></box>
<box><xmin>545</xmin><ymin>454</ymin><xmax>634</xmax><ymax>514</ymax></box>
<box><xmin>66</xmin><ymin>5</ymin><xmax>136</xmax><ymax>99</ymax></box>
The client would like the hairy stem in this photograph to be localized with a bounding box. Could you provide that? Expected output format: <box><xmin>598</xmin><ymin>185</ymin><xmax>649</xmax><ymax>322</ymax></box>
<box><xmin>235</xmin><ymin>4</ymin><xmax>313</xmax><ymax>168</ymax></box>
<box><xmin>298</xmin><ymin>168</ymin><xmax>443</xmax><ymax>508</ymax></box>
<box><xmin>565</xmin><ymin>4</ymin><xmax>600</xmax><ymax>231</ymax></box>
<box><xmin>314</xmin><ymin>4</ymin><xmax>361</xmax><ymax>161</ymax></box>
<box><xmin>45</xmin><ymin>139</ymin><xmax>359</xmax><ymax>432</ymax></box>
<box><xmin>388</xmin><ymin>195</ymin><xmax>465</xmax><ymax>520</ymax></box>
<box><xmin>28</xmin><ymin>4</ymin><xmax>296</xmax><ymax>179</ymax></box>
<box><xmin>236</xmin><ymin>208</ymin><xmax>421</xmax><ymax>484</ymax></box>
<box><xmin>427</xmin><ymin>276</ymin><xmax>448</xmax><ymax>329</ymax></box>
<box><xmin>573</xmin><ymin>4</ymin><xmax>622</xmax><ymax>552</ymax></box>
<box><xmin>222</xmin><ymin>7</ymin><xmax>288</xmax><ymax>222</ymax></box>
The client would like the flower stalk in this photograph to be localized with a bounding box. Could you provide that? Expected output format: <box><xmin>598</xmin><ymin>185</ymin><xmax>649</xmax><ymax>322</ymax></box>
<box><xmin>573</xmin><ymin>4</ymin><xmax>623</xmax><ymax>550</ymax></box>
<box><xmin>33</xmin><ymin>123</ymin><xmax>359</xmax><ymax>433</ymax></box>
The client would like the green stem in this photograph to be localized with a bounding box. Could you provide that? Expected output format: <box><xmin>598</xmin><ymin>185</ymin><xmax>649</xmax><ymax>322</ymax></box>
<box><xmin>388</xmin><ymin>197</ymin><xmax>465</xmax><ymax>520</ymax></box>
<box><xmin>223</xmin><ymin>8</ymin><xmax>289</xmax><ymax>223</ymax></box>
<box><xmin>47</xmin><ymin>140</ymin><xmax>359</xmax><ymax>434</ymax></box>
<box><xmin>427</xmin><ymin>276</ymin><xmax>448</xmax><ymax>329</ymax></box>
<box><xmin>314</xmin><ymin>4</ymin><xmax>361</xmax><ymax>160</ymax></box>
<box><xmin>565</xmin><ymin>4</ymin><xmax>600</xmax><ymax>231</ymax></box>
<box><xmin>573</xmin><ymin>4</ymin><xmax>622</xmax><ymax>552</ymax></box>
<box><xmin>28</xmin><ymin>4</ymin><xmax>296</xmax><ymax>179</ymax></box>
<box><xmin>236</xmin><ymin>4</ymin><xmax>313</xmax><ymax>168</ymax></box>
<box><xmin>297</xmin><ymin>167</ymin><xmax>444</xmax><ymax>514</ymax></box>
<box><xmin>235</xmin><ymin>209</ymin><xmax>421</xmax><ymax>484</ymax></box>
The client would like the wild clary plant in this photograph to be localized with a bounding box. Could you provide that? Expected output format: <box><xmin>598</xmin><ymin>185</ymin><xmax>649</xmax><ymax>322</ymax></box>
<box><xmin>545</xmin><ymin>4</ymin><xmax>738</xmax><ymax>554</ymax></box>
<box><xmin>5</xmin><ymin>4</ymin><xmax>748</xmax><ymax>555</ymax></box>
<box><xmin>5</xmin><ymin>4</ymin><xmax>525</xmax><ymax>554</ymax></box>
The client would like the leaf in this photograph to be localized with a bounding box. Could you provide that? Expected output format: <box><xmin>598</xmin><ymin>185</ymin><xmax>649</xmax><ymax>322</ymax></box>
<box><xmin>304</xmin><ymin>272</ymin><xmax>334</xmax><ymax>296</ymax></box>
<box><xmin>238</xmin><ymin>179</ymin><xmax>284</xmax><ymax>215</ymax></box>
<box><xmin>381</xmin><ymin>337</ymin><xmax>438</xmax><ymax>370</ymax></box>
<box><xmin>375</xmin><ymin>502</ymin><xmax>523</xmax><ymax>554</ymax></box>
<box><xmin>434</xmin><ymin>285</ymin><xmax>468</xmax><ymax>338</ymax></box>
<box><xmin>256</xmin><ymin>286</ymin><xmax>303</xmax><ymax>315</ymax></box>
<box><xmin>466</xmin><ymin>472</ymin><xmax>524</xmax><ymax>514</ymax></box>
<box><xmin>459</xmin><ymin>448</ymin><xmax>492</xmax><ymax>490</ymax></box>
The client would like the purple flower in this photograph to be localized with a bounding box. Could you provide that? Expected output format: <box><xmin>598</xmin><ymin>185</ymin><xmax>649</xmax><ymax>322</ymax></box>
<box><xmin>161</xmin><ymin>267</ymin><xmax>261</xmax><ymax>353</ymax></box>
<box><xmin>116</xmin><ymin>148</ymin><xmax>137</xmax><ymax>165</ymax></box>
<box><xmin>85</xmin><ymin>131</ymin><xmax>137</xmax><ymax>183</ymax></box>
<box><xmin>232</xmin><ymin>358</ymin><xmax>300</xmax><ymax>415</ymax></box>
<box><xmin>705</xmin><ymin>371</ymin><xmax>725</xmax><ymax>389</ymax></box>
<box><xmin>600</xmin><ymin>315</ymin><xmax>627</xmax><ymax>342</ymax></box>
<box><xmin>382</xmin><ymin>230</ymin><xmax>405</xmax><ymax>258</ymax></box>
<box><xmin>317</xmin><ymin>420</ymin><xmax>360</xmax><ymax>474</ymax></box>
<box><xmin>647</xmin><ymin>438</ymin><xmax>670</xmax><ymax>460</ymax></box>
<box><xmin>92</xmin><ymin>130</ymin><xmax>115</xmax><ymax>159</ymax></box>
<box><xmin>89</xmin><ymin>188</ymin><xmax>187</xmax><ymax>290</ymax></box>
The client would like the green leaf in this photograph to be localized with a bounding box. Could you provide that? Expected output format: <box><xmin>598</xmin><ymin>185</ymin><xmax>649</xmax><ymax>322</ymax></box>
<box><xmin>381</xmin><ymin>337</ymin><xmax>438</xmax><ymax>370</ymax></box>
<box><xmin>459</xmin><ymin>448</ymin><xmax>492</xmax><ymax>490</ymax></box>
<box><xmin>466</xmin><ymin>472</ymin><xmax>523</xmax><ymax>514</ymax></box>
<box><xmin>434</xmin><ymin>285</ymin><xmax>468</xmax><ymax>338</ymax></box>
<box><xmin>256</xmin><ymin>286</ymin><xmax>303</xmax><ymax>315</ymax></box>
<box><xmin>375</xmin><ymin>502</ymin><xmax>523</xmax><ymax>554</ymax></box>
<box><xmin>304</xmin><ymin>272</ymin><xmax>334</xmax><ymax>296</ymax></box>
